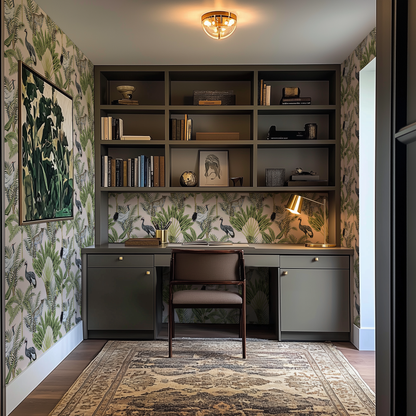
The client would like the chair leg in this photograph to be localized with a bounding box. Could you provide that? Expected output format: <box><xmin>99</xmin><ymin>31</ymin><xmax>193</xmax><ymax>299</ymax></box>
<box><xmin>169</xmin><ymin>304</ymin><xmax>173</xmax><ymax>358</ymax></box>
<box><xmin>242</xmin><ymin>306</ymin><xmax>246</xmax><ymax>359</ymax></box>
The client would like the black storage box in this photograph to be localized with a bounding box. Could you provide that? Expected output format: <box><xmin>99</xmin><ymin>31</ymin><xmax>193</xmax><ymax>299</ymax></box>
<box><xmin>193</xmin><ymin>90</ymin><xmax>236</xmax><ymax>105</ymax></box>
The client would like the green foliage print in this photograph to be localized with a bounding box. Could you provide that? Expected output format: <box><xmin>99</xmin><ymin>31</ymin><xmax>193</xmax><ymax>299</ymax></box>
<box><xmin>230</xmin><ymin>206</ymin><xmax>273</xmax><ymax>243</ymax></box>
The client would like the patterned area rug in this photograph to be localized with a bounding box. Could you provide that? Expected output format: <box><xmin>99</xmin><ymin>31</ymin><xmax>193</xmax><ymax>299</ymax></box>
<box><xmin>49</xmin><ymin>339</ymin><xmax>375</xmax><ymax>415</ymax></box>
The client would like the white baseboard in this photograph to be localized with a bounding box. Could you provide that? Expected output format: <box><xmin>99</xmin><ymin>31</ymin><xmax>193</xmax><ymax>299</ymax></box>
<box><xmin>6</xmin><ymin>322</ymin><xmax>83</xmax><ymax>415</ymax></box>
<box><xmin>351</xmin><ymin>324</ymin><xmax>375</xmax><ymax>351</ymax></box>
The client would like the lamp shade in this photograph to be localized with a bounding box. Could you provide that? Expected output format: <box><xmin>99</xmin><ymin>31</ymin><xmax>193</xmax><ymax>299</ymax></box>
<box><xmin>285</xmin><ymin>194</ymin><xmax>303</xmax><ymax>214</ymax></box>
<box><xmin>201</xmin><ymin>11</ymin><xmax>237</xmax><ymax>40</ymax></box>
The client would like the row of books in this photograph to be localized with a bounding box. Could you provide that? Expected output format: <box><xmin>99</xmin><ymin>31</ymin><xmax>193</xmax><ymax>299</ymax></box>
<box><xmin>101</xmin><ymin>116</ymin><xmax>151</xmax><ymax>141</ymax></box>
<box><xmin>171</xmin><ymin>115</ymin><xmax>193</xmax><ymax>140</ymax></box>
<box><xmin>101</xmin><ymin>155</ymin><xmax>165</xmax><ymax>187</ymax></box>
<box><xmin>259</xmin><ymin>79</ymin><xmax>271</xmax><ymax>106</ymax></box>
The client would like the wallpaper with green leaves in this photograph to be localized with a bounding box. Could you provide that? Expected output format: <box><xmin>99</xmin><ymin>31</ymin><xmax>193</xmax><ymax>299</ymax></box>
<box><xmin>4</xmin><ymin>0</ymin><xmax>94</xmax><ymax>384</ymax></box>
<box><xmin>340</xmin><ymin>28</ymin><xmax>376</xmax><ymax>328</ymax></box>
<box><xmin>108</xmin><ymin>191</ymin><xmax>328</xmax><ymax>324</ymax></box>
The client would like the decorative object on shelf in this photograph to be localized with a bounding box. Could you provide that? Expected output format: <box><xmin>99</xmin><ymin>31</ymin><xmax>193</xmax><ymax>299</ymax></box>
<box><xmin>265</xmin><ymin>168</ymin><xmax>285</xmax><ymax>187</ymax></box>
<box><xmin>285</xmin><ymin>194</ymin><xmax>336</xmax><ymax>247</ymax></box>
<box><xmin>116</xmin><ymin>85</ymin><xmax>136</xmax><ymax>100</ymax></box>
<box><xmin>155</xmin><ymin>230</ymin><xmax>168</xmax><ymax>244</ymax></box>
<box><xmin>180</xmin><ymin>171</ymin><xmax>197</xmax><ymax>187</ymax></box>
<box><xmin>231</xmin><ymin>176</ymin><xmax>243</xmax><ymax>187</ymax></box>
<box><xmin>125</xmin><ymin>238</ymin><xmax>161</xmax><ymax>246</ymax></box>
<box><xmin>280</xmin><ymin>87</ymin><xmax>311</xmax><ymax>105</ymax></box>
<box><xmin>201</xmin><ymin>11</ymin><xmax>237</xmax><ymax>40</ymax></box>
<box><xmin>199</xmin><ymin>150</ymin><xmax>229</xmax><ymax>187</ymax></box>
<box><xmin>195</xmin><ymin>132</ymin><xmax>239</xmax><ymax>140</ymax></box>
<box><xmin>304</xmin><ymin>123</ymin><xmax>318</xmax><ymax>139</ymax></box>
<box><xmin>267</xmin><ymin>125</ymin><xmax>305</xmax><ymax>140</ymax></box>
<box><xmin>193</xmin><ymin>90</ymin><xmax>236</xmax><ymax>106</ymax></box>
<box><xmin>18</xmin><ymin>61</ymin><xmax>74</xmax><ymax>225</ymax></box>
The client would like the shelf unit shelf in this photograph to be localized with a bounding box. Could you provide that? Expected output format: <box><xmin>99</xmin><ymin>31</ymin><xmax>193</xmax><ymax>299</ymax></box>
<box><xmin>95</xmin><ymin>64</ymin><xmax>341</xmax><ymax>246</ymax></box>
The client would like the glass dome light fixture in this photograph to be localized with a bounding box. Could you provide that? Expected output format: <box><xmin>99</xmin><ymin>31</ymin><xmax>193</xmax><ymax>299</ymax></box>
<box><xmin>201</xmin><ymin>11</ymin><xmax>237</xmax><ymax>40</ymax></box>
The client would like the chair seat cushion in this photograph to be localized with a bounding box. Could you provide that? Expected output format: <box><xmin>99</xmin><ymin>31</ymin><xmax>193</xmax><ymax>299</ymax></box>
<box><xmin>172</xmin><ymin>290</ymin><xmax>242</xmax><ymax>305</ymax></box>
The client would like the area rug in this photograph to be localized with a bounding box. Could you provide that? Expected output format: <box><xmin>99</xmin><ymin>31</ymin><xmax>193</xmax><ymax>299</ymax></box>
<box><xmin>49</xmin><ymin>339</ymin><xmax>375</xmax><ymax>415</ymax></box>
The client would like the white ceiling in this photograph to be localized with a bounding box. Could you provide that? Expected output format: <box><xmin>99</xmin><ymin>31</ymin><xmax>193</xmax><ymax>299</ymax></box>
<box><xmin>35</xmin><ymin>0</ymin><xmax>376</xmax><ymax>66</ymax></box>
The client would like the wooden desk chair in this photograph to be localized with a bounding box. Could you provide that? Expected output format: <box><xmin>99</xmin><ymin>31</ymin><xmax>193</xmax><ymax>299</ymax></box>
<box><xmin>169</xmin><ymin>249</ymin><xmax>246</xmax><ymax>358</ymax></box>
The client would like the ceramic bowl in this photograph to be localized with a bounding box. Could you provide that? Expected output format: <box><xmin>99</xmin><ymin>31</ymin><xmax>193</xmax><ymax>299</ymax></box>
<box><xmin>116</xmin><ymin>85</ymin><xmax>136</xmax><ymax>99</ymax></box>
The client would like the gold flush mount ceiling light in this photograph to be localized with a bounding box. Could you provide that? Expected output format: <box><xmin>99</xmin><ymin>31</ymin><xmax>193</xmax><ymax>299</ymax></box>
<box><xmin>201</xmin><ymin>11</ymin><xmax>237</xmax><ymax>40</ymax></box>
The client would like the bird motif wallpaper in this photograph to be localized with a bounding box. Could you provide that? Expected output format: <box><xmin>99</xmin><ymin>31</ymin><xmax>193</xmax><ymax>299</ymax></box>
<box><xmin>108</xmin><ymin>191</ymin><xmax>328</xmax><ymax>325</ymax></box>
<box><xmin>4</xmin><ymin>0</ymin><xmax>94</xmax><ymax>384</ymax></box>
<box><xmin>340</xmin><ymin>28</ymin><xmax>376</xmax><ymax>328</ymax></box>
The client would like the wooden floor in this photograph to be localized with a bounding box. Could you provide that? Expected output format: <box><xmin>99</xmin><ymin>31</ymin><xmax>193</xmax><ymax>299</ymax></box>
<box><xmin>9</xmin><ymin>338</ymin><xmax>375</xmax><ymax>416</ymax></box>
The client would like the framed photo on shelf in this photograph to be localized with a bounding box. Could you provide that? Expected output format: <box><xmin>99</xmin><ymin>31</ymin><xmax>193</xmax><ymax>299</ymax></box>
<box><xmin>18</xmin><ymin>61</ymin><xmax>74</xmax><ymax>225</ymax></box>
<box><xmin>198</xmin><ymin>150</ymin><xmax>229</xmax><ymax>187</ymax></box>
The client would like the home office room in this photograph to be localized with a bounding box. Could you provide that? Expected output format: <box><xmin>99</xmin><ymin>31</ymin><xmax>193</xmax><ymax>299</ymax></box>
<box><xmin>2</xmin><ymin>1</ymin><xmax>413</xmax><ymax>415</ymax></box>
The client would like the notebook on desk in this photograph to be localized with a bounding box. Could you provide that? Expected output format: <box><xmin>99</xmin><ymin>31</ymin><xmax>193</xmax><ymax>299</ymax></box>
<box><xmin>167</xmin><ymin>241</ymin><xmax>250</xmax><ymax>247</ymax></box>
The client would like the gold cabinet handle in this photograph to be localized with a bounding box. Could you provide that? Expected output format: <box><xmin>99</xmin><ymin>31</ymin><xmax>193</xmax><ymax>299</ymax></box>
<box><xmin>146</xmin><ymin>271</ymin><xmax>151</xmax><ymax>275</ymax></box>
<box><xmin>118</xmin><ymin>256</ymin><xmax>123</xmax><ymax>261</ymax></box>
<box><xmin>282</xmin><ymin>271</ymin><xmax>288</xmax><ymax>276</ymax></box>
<box><xmin>313</xmin><ymin>257</ymin><xmax>319</xmax><ymax>262</ymax></box>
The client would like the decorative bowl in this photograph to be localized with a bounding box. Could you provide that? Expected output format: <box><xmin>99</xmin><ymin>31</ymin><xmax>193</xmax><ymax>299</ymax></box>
<box><xmin>116</xmin><ymin>85</ymin><xmax>136</xmax><ymax>99</ymax></box>
<box><xmin>180</xmin><ymin>171</ymin><xmax>197</xmax><ymax>187</ymax></box>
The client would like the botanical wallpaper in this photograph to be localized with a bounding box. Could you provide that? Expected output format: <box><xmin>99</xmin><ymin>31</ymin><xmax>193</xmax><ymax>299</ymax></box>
<box><xmin>340</xmin><ymin>28</ymin><xmax>376</xmax><ymax>328</ymax></box>
<box><xmin>108</xmin><ymin>191</ymin><xmax>329</xmax><ymax>324</ymax></box>
<box><xmin>4</xmin><ymin>0</ymin><xmax>94</xmax><ymax>384</ymax></box>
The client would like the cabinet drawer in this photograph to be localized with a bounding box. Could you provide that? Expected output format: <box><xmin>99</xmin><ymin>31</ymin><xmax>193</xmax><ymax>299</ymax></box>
<box><xmin>245</xmin><ymin>255</ymin><xmax>279</xmax><ymax>268</ymax></box>
<box><xmin>88</xmin><ymin>254</ymin><xmax>153</xmax><ymax>268</ymax></box>
<box><xmin>280</xmin><ymin>255</ymin><xmax>349</xmax><ymax>270</ymax></box>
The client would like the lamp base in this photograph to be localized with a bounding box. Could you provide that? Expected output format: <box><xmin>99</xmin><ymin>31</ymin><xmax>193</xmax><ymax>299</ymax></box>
<box><xmin>305</xmin><ymin>243</ymin><xmax>337</xmax><ymax>248</ymax></box>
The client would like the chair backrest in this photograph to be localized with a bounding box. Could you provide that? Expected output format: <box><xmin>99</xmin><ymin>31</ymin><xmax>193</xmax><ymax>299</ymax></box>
<box><xmin>170</xmin><ymin>249</ymin><xmax>245</xmax><ymax>282</ymax></box>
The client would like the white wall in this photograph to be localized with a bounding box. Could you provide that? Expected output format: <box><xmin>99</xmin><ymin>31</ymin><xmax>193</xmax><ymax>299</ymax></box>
<box><xmin>357</xmin><ymin>58</ymin><xmax>376</xmax><ymax>350</ymax></box>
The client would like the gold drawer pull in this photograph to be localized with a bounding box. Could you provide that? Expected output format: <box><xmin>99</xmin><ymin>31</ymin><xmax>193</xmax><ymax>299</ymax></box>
<box><xmin>118</xmin><ymin>257</ymin><xmax>123</xmax><ymax>261</ymax></box>
<box><xmin>146</xmin><ymin>271</ymin><xmax>151</xmax><ymax>275</ymax></box>
<box><xmin>313</xmin><ymin>257</ymin><xmax>319</xmax><ymax>262</ymax></box>
<box><xmin>282</xmin><ymin>271</ymin><xmax>288</xmax><ymax>276</ymax></box>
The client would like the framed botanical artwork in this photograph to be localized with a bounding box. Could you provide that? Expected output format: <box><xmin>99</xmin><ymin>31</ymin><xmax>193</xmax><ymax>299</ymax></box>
<box><xmin>198</xmin><ymin>150</ymin><xmax>229</xmax><ymax>187</ymax></box>
<box><xmin>18</xmin><ymin>61</ymin><xmax>74</xmax><ymax>225</ymax></box>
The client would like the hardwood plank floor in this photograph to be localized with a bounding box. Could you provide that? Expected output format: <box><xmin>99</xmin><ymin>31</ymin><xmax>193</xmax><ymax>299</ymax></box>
<box><xmin>9</xmin><ymin>339</ymin><xmax>375</xmax><ymax>416</ymax></box>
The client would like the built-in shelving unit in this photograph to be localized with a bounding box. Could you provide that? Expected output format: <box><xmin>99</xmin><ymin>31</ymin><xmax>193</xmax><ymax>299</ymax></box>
<box><xmin>94</xmin><ymin>64</ymin><xmax>340</xmax><ymax>245</ymax></box>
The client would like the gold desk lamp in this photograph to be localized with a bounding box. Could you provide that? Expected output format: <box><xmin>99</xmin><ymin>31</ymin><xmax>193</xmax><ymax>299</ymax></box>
<box><xmin>285</xmin><ymin>194</ymin><xmax>336</xmax><ymax>248</ymax></box>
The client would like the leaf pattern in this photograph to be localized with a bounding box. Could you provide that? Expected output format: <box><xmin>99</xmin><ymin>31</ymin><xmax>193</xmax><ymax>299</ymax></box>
<box><xmin>340</xmin><ymin>28</ymin><xmax>376</xmax><ymax>327</ymax></box>
<box><xmin>4</xmin><ymin>0</ymin><xmax>93</xmax><ymax>384</ymax></box>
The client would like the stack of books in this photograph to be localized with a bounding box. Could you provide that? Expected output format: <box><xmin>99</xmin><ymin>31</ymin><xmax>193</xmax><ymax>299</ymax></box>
<box><xmin>170</xmin><ymin>115</ymin><xmax>193</xmax><ymax>140</ymax></box>
<box><xmin>280</xmin><ymin>87</ymin><xmax>311</xmax><ymax>105</ymax></box>
<box><xmin>101</xmin><ymin>116</ymin><xmax>124</xmax><ymax>140</ymax></box>
<box><xmin>259</xmin><ymin>79</ymin><xmax>271</xmax><ymax>105</ymax></box>
<box><xmin>101</xmin><ymin>155</ymin><xmax>165</xmax><ymax>188</ymax></box>
<box><xmin>111</xmin><ymin>99</ymin><xmax>139</xmax><ymax>105</ymax></box>
<box><xmin>286</xmin><ymin>173</ymin><xmax>328</xmax><ymax>187</ymax></box>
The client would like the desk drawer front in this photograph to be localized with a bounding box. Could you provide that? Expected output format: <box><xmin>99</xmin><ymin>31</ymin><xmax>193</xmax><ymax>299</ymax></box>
<box><xmin>280</xmin><ymin>255</ymin><xmax>349</xmax><ymax>269</ymax></box>
<box><xmin>88</xmin><ymin>255</ymin><xmax>153</xmax><ymax>268</ymax></box>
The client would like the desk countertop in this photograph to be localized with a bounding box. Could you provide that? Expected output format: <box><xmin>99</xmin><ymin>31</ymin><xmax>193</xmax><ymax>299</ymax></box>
<box><xmin>82</xmin><ymin>244</ymin><xmax>354</xmax><ymax>256</ymax></box>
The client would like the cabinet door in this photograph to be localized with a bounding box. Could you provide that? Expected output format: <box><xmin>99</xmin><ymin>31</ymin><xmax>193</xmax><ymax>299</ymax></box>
<box><xmin>280</xmin><ymin>268</ymin><xmax>349</xmax><ymax>332</ymax></box>
<box><xmin>88</xmin><ymin>267</ymin><xmax>154</xmax><ymax>331</ymax></box>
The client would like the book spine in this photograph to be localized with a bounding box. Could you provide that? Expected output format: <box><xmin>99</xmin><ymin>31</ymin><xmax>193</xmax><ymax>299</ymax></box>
<box><xmin>159</xmin><ymin>156</ymin><xmax>165</xmax><ymax>187</ymax></box>
<box><xmin>154</xmin><ymin>156</ymin><xmax>160</xmax><ymax>187</ymax></box>
<box><xmin>123</xmin><ymin>160</ymin><xmax>128</xmax><ymax>187</ymax></box>
<box><xmin>101</xmin><ymin>155</ymin><xmax>108</xmax><ymax>187</ymax></box>
<box><xmin>149</xmin><ymin>156</ymin><xmax>153</xmax><ymax>187</ymax></box>
<box><xmin>140</xmin><ymin>155</ymin><xmax>145</xmax><ymax>187</ymax></box>
<box><xmin>111</xmin><ymin>158</ymin><xmax>116</xmax><ymax>187</ymax></box>
<box><xmin>134</xmin><ymin>158</ymin><xmax>138</xmax><ymax>187</ymax></box>
<box><xmin>127</xmin><ymin>158</ymin><xmax>132</xmax><ymax>187</ymax></box>
<box><xmin>172</xmin><ymin>119</ymin><xmax>177</xmax><ymax>140</ymax></box>
<box><xmin>180</xmin><ymin>119</ymin><xmax>185</xmax><ymax>141</ymax></box>
<box><xmin>115</xmin><ymin>158</ymin><xmax>122</xmax><ymax>186</ymax></box>
<box><xmin>176</xmin><ymin>118</ymin><xmax>181</xmax><ymax>141</ymax></box>
<box><xmin>266</xmin><ymin>85</ymin><xmax>271</xmax><ymax>106</ymax></box>
<box><xmin>101</xmin><ymin>117</ymin><xmax>107</xmax><ymax>140</ymax></box>
<box><xmin>108</xmin><ymin>116</ymin><xmax>112</xmax><ymax>140</ymax></box>
<box><xmin>108</xmin><ymin>156</ymin><xmax>112</xmax><ymax>187</ymax></box>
